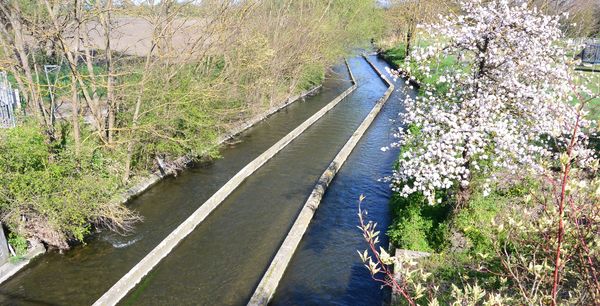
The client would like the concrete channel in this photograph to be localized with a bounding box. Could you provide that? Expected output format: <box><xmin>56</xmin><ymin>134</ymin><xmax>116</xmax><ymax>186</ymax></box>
<box><xmin>247</xmin><ymin>55</ymin><xmax>394</xmax><ymax>305</ymax></box>
<box><xmin>93</xmin><ymin>60</ymin><xmax>358</xmax><ymax>306</ymax></box>
<box><xmin>115</xmin><ymin>57</ymin><xmax>389</xmax><ymax>306</ymax></box>
<box><xmin>269</xmin><ymin>55</ymin><xmax>413</xmax><ymax>306</ymax></box>
<box><xmin>0</xmin><ymin>63</ymin><xmax>353</xmax><ymax>306</ymax></box>
<box><xmin>0</xmin><ymin>57</ymin><xmax>394</xmax><ymax>306</ymax></box>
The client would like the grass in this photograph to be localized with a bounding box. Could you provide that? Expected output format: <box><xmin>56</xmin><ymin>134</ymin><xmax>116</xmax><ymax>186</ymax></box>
<box><xmin>379</xmin><ymin>40</ymin><xmax>468</xmax><ymax>96</ymax></box>
<box><xmin>379</xmin><ymin>40</ymin><xmax>433</xmax><ymax>69</ymax></box>
<box><xmin>380</xmin><ymin>43</ymin><xmax>408</xmax><ymax>68</ymax></box>
<box><xmin>574</xmin><ymin>69</ymin><xmax>600</xmax><ymax>121</ymax></box>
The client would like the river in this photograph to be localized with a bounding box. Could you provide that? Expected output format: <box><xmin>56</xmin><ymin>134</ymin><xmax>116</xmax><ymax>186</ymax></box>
<box><xmin>0</xmin><ymin>55</ymin><xmax>411</xmax><ymax>306</ymax></box>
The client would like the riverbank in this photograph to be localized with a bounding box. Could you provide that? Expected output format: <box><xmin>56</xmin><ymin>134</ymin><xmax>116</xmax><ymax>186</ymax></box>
<box><xmin>0</xmin><ymin>82</ymin><xmax>324</xmax><ymax>285</ymax></box>
<box><xmin>374</xmin><ymin>2</ymin><xmax>600</xmax><ymax>303</ymax></box>
<box><xmin>117</xmin><ymin>83</ymin><xmax>323</xmax><ymax>208</ymax></box>
<box><xmin>0</xmin><ymin>62</ymin><xmax>355</xmax><ymax>305</ymax></box>
<box><xmin>0</xmin><ymin>0</ymin><xmax>386</xmax><ymax>255</ymax></box>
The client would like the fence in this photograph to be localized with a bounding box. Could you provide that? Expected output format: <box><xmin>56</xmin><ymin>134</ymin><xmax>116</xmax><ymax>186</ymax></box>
<box><xmin>0</xmin><ymin>72</ymin><xmax>20</xmax><ymax>128</ymax></box>
<box><xmin>582</xmin><ymin>42</ymin><xmax>600</xmax><ymax>64</ymax></box>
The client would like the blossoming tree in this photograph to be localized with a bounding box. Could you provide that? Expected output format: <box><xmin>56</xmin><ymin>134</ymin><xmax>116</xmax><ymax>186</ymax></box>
<box><xmin>391</xmin><ymin>0</ymin><xmax>591</xmax><ymax>206</ymax></box>
<box><xmin>359</xmin><ymin>1</ymin><xmax>599</xmax><ymax>304</ymax></box>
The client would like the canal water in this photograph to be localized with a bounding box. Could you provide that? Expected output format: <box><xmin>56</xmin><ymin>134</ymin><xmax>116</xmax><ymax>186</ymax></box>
<box><xmin>0</xmin><ymin>64</ymin><xmax>351</xmax><ymax>305</ymax></box>
<box><xmin>0</xmin><ymin>56</ymin><xmax>406</xmax><ymax>306</ymax></box>
<box><xmin>120</xmin><ymin>57</ymin><xmax>387</xmax><ymax>305</ymax></box>
<box><xmin>271</xmin><ymin>55</ymin><xmax>412</xmax><ymax>306</ymax></box>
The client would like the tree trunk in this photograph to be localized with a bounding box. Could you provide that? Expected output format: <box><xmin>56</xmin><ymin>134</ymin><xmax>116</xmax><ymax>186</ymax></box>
<box><xmin>71</xmin><ymin>1</ymin><xmax>81</xmax><ymax>156</ymax></box>
<box><xmin>71</xmin><ymin>76</ymin><xmax>81</xmax><ymax>156</ymax></box>
<box><xmin>43</xmin><ymin>0</ymin><xmax>106</xmax><ymax>143</ymax></box>
<box><xmin>456</xmin><ymin>145</ymin><xmax>472</xmax><ymax>210</ymax></box>
<box><xmin>405</xmin><ymin>27</ymin><xmax>413</xmax><ymax>59</ymax></box>
<box><xmin>123</xmin><ymin>10</ymin><xmax>162</xmax><ymax>183</ymax></box>
<box><xmin>102</xmin><ymin>0</ymin><xmax>116</xmax><ymax>144</ymax></box>
<box><xmin>1</xmin><ymin>4</ymin><xmax>51</xmax><ymax>131</ymax></box>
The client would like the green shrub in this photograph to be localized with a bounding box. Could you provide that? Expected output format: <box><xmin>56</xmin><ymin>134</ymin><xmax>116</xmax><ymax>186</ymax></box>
<box><xmin>380</xmin><ymin>44</ymin><xmax>407</xmax><ymax>68</ymax></box>
<box><xmin>452</xmin><ymin>192</ymin><xmax>506</xmax><ymax>254</ymax></box>
<box><xmin>297</xmin><ymin>63</ymin><xmax>326</xmax><ymax>91</ymax></box>
<box><xmin>8</xmin><ymin>232</ymin><xmax>27</xmax><ymax>257</ymax></box>
<box><xmin>387</xmin><ymin>192</ymin><xmax>451</xmax><ymax>252</ymax></box>
<box><xmin>0</xmin><ymin>122</ymin><xmax>137</xmax><ymax>249</ymax></box>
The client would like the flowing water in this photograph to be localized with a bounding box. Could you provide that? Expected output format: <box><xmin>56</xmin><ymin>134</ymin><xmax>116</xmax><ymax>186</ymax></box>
<box><xmin>120</xmin><ymin>57</ymin><xmax>387</xmax><ymax>305</ymax></box>
<box><xmin>0</xmin><ymin>56</ymin><xmax>408</xmax><ymax>306</ymax></box>
<box><xmin>271</xmin><ymin>55</ymin><xmax>413</xmax><ymax>306</ymax></box>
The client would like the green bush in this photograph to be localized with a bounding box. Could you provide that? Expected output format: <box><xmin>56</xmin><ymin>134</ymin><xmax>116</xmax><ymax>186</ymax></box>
<box><xmin>8</xmin><ymin>232</ymin><xmax>27</xmax><ymax>257</ymax></box>
<box><xmin>387</xmin><ymin>192</ymin><xmax>451</xmax><ymax>253</ymax></box>
<box><xmin>297</xmin><ymin>63</ymin><xmax>326</xmax><ymax>91</ymax></box>
<box><xmin>380</xmin><ymin>44</ymin><xmax>407</xmax><ymax>68</ymax></box>
<box><xmin>0</xmin><ymin>122</ymin><xmax>136</xmax><ymax>249</ymax></box>
<box><xmin>452</xmin><ymin>192</ymin><xmax>506</xmax><ymax>254</ymax></box>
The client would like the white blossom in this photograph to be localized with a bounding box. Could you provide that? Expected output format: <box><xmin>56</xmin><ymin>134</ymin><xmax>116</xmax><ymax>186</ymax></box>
<box><xmin>390</xmin><ymin>0</ymin><xmax>592</xmax><ymax>203</ymax></box>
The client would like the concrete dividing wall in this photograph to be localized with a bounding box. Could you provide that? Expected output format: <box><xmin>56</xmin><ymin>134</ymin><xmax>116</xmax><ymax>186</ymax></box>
<box><xmin>247</xmin><ymin>55</ymin><xmax>394</xmax><ymax>306</ymax></box>
<box><xmin>93</xmin><ymin>61</ymin><xmax>357</xmax><ymax>306</ymax></box>
<box><xmin>217</xmin><ymin>85</ymin><xmax>322</xmax><ymax>144</ymax></box>
<box><xmin>0</xmin><ymin>240</ymin><xmax>45</xmax><ymax>285</ymax></box>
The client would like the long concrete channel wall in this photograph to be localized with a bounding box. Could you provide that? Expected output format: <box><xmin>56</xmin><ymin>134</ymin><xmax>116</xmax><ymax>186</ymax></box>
<box><xmin>93</xmin><ymin>60</ymin><xmax>357</xmax><ymax>306</ymax></box>
<box><xmin>247</xmin><ymin>55</ymin><xmax>394</xmax><ymax>306</ymax></box>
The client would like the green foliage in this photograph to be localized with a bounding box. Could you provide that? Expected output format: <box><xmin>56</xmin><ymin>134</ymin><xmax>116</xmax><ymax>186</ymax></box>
<box><xmin>381</xmin><ymin>41</ymin><xmax>467</xmax><ymax>95</ymax></box>
<box><xmin>327</xmin><ymin>0</ymin><xmax>385</xmax><ymax>56</ymax></box>
<box><xmin>388</xmin><ymin>124</ymin><xmax>451</xmax><ymax>252</ymax></box>
<box><xmin>388</xmin><ymin>193</ymin><xmax>431</xmax><ymax>252</ymax></box>
<box><xmin>1</xmin><ymin>0</ymin><xmax>388</xmax><ymax>248</ymax></box>
<box><xmin>397</xmin><ymin>173</ymin><xmax>599</xmax><ymax>304</ymax></box>
<box><xmin>388</xmin><ymin>192</ymin><xmax>451</xmax><ymax>253</ymax></box>
<box><xmin>452</xmin><ymin>192</ymin><xmax>506</xmax><ymax>254</ymax></box>
<box><xmin>416</xmin><ymin>55</ymin><xmax>461</xmax><ymax>94</ymax></box>
<box><xmin>0</xmin><ymin>123</ymin><xmax>49</xmax><ymax>173</ymax></box>
<box><xmin>297</xmin><ymin>63</ymin><xmax>326</xmax><ymax>91</ymax></box>
<box><xmin>8</xmin><ymin>232</ymin><xmax>27</xmax><ymax>257</ymax></box>
<box><xmin>384</xmin><ymin>41</ymin><xmax>484</xmax><ymax>254</ymax></box>
<box><xmin>15</xmin><ymin>53</ymin><xmax>109</xmax><ymax>105</ymax></box>
<box><xmin>0</xmin><ymin>122</ymin><xmax>133</xmax><ymax>249</ymax></box>
<box><xmin>380</xmin><ymin>5</ymin><xmax>600</xmax><ymax>304</ymax></box>
<box><xmin>380</xmin><ymin>44</ymin><xmax>407</xmax><ymax>68</ymax></box>
<box><xmin>126</xmin><ymin>65</ymin><xmax>222</xmax><ymax>170</ymax></box>
<box><xmin>379</xmin><ymin>40</ymin><xmax>431</xmax><ymax>67</ymax></box>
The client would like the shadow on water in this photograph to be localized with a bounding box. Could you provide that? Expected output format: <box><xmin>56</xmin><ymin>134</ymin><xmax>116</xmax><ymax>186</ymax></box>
<box><xmin>270</xmin><ymin>55</ymin><xmax>415</xmax><ymax>306</ymax></box>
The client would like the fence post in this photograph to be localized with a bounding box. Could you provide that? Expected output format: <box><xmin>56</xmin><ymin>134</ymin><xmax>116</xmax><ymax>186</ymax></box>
<box><xmin>14</xmin><ymin>89</ymin><xmax>20</xmax><ymax>110</ymax></box>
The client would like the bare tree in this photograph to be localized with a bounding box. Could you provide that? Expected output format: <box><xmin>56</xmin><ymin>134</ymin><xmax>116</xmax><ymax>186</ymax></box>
<box><xmin>381</xmin><ymin>0</ymin><xmax>456</xmax><ymax>57</ymax></box>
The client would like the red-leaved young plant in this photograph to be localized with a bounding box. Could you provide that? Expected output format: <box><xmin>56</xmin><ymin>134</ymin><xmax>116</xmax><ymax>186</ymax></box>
<box><xmin>357</xmin><ymin>195</ymin><xmax>415</xmax><ymax>306</ymax></box>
